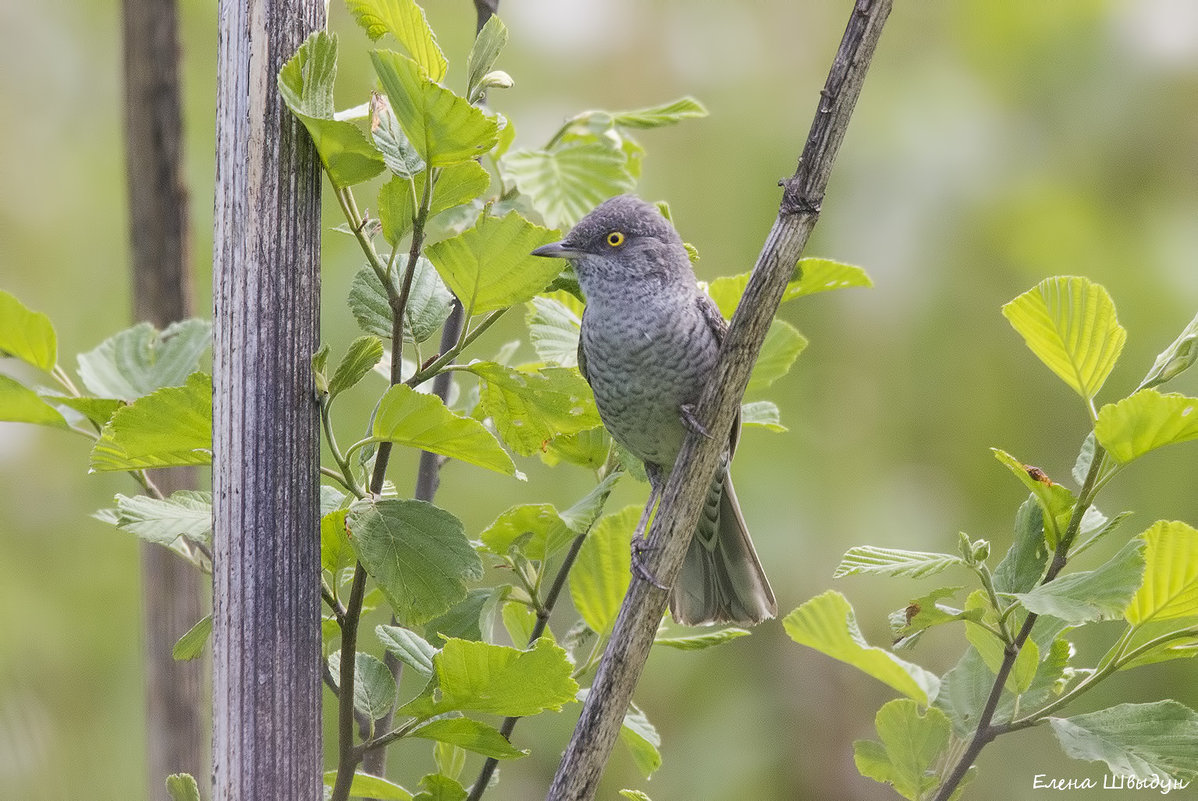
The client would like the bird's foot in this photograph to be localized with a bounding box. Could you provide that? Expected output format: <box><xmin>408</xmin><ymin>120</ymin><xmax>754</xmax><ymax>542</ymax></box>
<box><xmin>630</xmin><ymin>538</ymin><xmax>669</xmax><ymax>590</ymax></box>
<box><xmin>679</xmin><ymin>403</ymin><xmax>713</xmax><ymax>439</ymax></box>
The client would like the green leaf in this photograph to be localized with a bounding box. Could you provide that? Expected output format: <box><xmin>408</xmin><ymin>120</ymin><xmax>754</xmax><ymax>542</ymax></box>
<box><xmin>1021</xmin><ymin>636</ymin><xmax>1074</xmax><ymax>709</ymax></box>
<box><xmin>347</xmin><ymin>260</ymin><xmax>453</xmax><ymax>346</ymax></box>
<box><xmin>834</xmin><ymin>546</ymin><xmax>965</xmax><ymax>580</ymax></box>
<box><xmin>708</xmin><ymin>258</ymin><xmax>872</xmax><ymax>318</ymax></box>
<box><xmin>993</xmin><ymin>497</ymin><xmax>1050</xmax><ymax>594</ymax></box>
<box><xmin>1072</xmin><ymin>431</ymin><xmax>1097</xmax><ymax>485</ymax></box>
<box><xmin>114</xmin><ymin>490</ymin><xmax>212</xmax><ymax>546</ymax></box>
<box><xmin>90</xmin><ymin>372</ymin><xmax>212</xmax><ymax>471</ymax></box>
<box><xmin>1001</xmin><ymin>275</ymin><xmax>1125</xmax><ymax>401</ymax></box>
<box><xmin>1139</xmin><ymin>314</ymin><xmax>1198</xmax><ymax>391</ymax></box>
<box><xmin>1126</xmin><ymin>520</ymin><xmax>1198</xmax><ymax>625</ymax></box>
<box><xmin>609</xmin><ymin>96</ymin><xmax>708</xmax><ymax>129</ymax></box>
<box><xmin>429</xmin><ymin>162</ymin><xmax>491</xmax><ymax>219</ymax></box>
<box><xmin>1050</xmin><ymin>701</ymin><xmax>1198</xmax><ymax>782</ymax></box>
<box><xmin>480</xmin><ymin>503</ymin><xmax>575</xmax><ymax>561</ymax></box>
<box><xmin>619</xmin><ymin>792</ymin><xmax>652</xmax><ymax>801</ymax></box>
<box><xmin>465</xmin><ymin>362</ymin><xmax>601</xmax><ymax>456</ymax></box>
<box><xmin>0</xmin><ymin>290</ymin><xmax>56</xmax><ymax>370</ymax></box>
<box><xmin>746</xmin><ymin>320</ymin><xmax>808</xmax><ymax>394</ymax></box>
<box><xmin>434</xmin><ymin>740</ymin><xmax>466</xmax><ymax>783</ymax></box>
<box><xmin>1015</xmin><ymin>537</ymin><xmax>1146</xmax><ymax>624</ymax></box>
<box><xmin>327</xmin><ymin>650</ymin><xmax>398</xmax><ymax>720</ymax></box>
<box><xmin>376</xmin><ymin>624</ymin><xmax>437</xmax><ymax>680</ymax></box>
<box><xmin>785</xmin><ymin>258</ymin><xmax>875</xmax><ymax>299</ymax></box>
<box><xmin>165</xmin><ymin>773</ymin><xmax>201</xmax><ymax>801</ymax></box>
<box><xmin>279</xmin><ymin>32</ymin><xmax>386</xmax><ymax>188</ymax></box>
<box><xmin>619</xmin><ymin>703</ymin><xmax>662</xmax><ymax>778</ymax></box>
<box><xmin>413</xmin><ymin>773</ymin><xmax>466</xmax><ymax>801</ymax></box>
<box><xmin>323</xmin><ymin>770</ymin><xmax>413</xmax><ymax>801</ymax></box>
<box><xmin>466</xmin><ymin>15</ymin><xmax>508</xmax><ymax>103</ymax></box>
<box><xmin>935</xmin><ymin>647</ymin><xmax>1014</xmax><ymax>735</ymax></box>
<box><xmin>378</xmin><ymin>174</ymin><xmax>420</xmax><ymax>243</ymax></box>
<box><xmin>0</xmin><ymin>375</ymin><xmax>68</xmax><ymax>428</ymax></box>
<box><xmin>853</xmin><ymin>699</ymin><xmax>951</xmax><ymax>801</ymax></box>
<box><xmin>891</xmin><ymin>588</ymin><xmax>982</xmax><ymax>645</ymax></box>
<box><xmin>426</xmin><ymin>211</ymin><xmax>560</xmax><ymax>314</ymax></box>
<box><xmin>347</xmin><ymin>0</ymin><xmax>446</xmax><ymax>81</ymax></box>
<box><xmin>370</xmin><ymin>91</ymin><xmax>425</xmax><ymax>178</ymax></box>
<box><xmin>77</xmin><ymin>319</ymin><xmax>211</xmax><ymax>401</ymax></box>
<box><xmin>172</xmin><ymin>615</ymin><xmax>212</xmax><ymax>661</ymax></box>
<box><xmin>502</xmin><ymin>142</ymin><xmax>636</xmax><ymax>229</ymax></box>
<box><xmin>329</xmin><ymin>336</ymin><xmax>384</xmax><ymax>399</ymax></box>
<box><xmin>278</xmin><ymin>29</ymin><xmax>336</xmax><ymax>117</ymax></box>
<box><xmin>378</xmin><ymin>162</ymin><xmax>491</xmax><ymax>245</ymax></box>
<box><xmin>321</xmin><ymin>509</ymin><xmax>353</xmax><ymax>575</ymax></box>
<box><xmin>1095</xmin><ymin>390</ymin><xmax>1198</xmax><ymax>464</ymax></box>
<box><xmin>299</xmin><ymin>115</ymin><xmax>389</xmax><ymax>189</ymax></box>
<box><xmin>370</xmin><ymin>384</ymin><xmax>518</xmax><ymax>477</ymax></box>
<box><xmin>964</xmin><ymin>590</ymin><xmax>1040</xmax><ymax>694</ymax></box>
<box><xmin>740</xmin><ymin>400</ymin><xmax>786</xmax><ymax>432</ymax></box>
<box><xmin>407</xmin><ymin>637</ymin><xmax>578</xmax><ymax>718</ymax></box>
<box><xmin>654</xmin><ymin>628</ymin><xmax>750</xmax><ymax>650</ymax></box>
<box><xmin>371</xmin><ymin>50</ymin><xmax>497</xmax><ymax>167</ymax></box>
<box><xmin>409</xmin><ymin>717</ymin><xmax>527</xmax><ymax>759</ymax></box>
<box><xmin>424</xmin><ymin>587</ymin><xmax>498</xmax><ymax>643</ymax></box>
<box><xmin>312</xmin><ymin>343</ymin><xmax>331</xmax><ymax>394</ymax></box>
<box><xmin>526</xmin><ymin>294</ymin><xmax>582</xmax><ymax>366</ymax></box>
<box><xmin>541</xmin><ymin>427</ymin><xmax>611</xmax><ymax>470</ymax></box>
<box><xmin>1115</xmin><ymin>620</ymin><xmax>1198</xmax><ymax>670</ymax></box>
<box><xmin>991</xmin><ymin>448</ymin><xmax>1076</xmax><ymax>547</ymax></box>
<box><xmin>348</xmin><ymin>498</ymin><xmax>484</xmax><ymax>625</ymax></box>
<box><xmin>44</xmin><ymin>395</ymin><xmax>124</xmax><ymax>428</ymax></box>
<box><xmin>559</xmin><ymin>469</ymin><xmax>622</xmax><ymax>533</ymax></box>
<box><xmin>570</xmin><ymin>506</ymin><xmax>638</xmax><ymax>635</ymax></box>
<box><xmin>784</xmin><ymin>591</ymin><xmax>941</xmax><ymax>705</ymax></box>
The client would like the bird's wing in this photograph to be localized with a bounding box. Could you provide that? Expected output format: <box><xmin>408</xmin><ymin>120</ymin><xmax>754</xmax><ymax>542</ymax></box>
<box><xmin>694</xmin><ymin>293</ymin><xmax>742</xmax><ymax>457</ymax></box>
<box><xmin>576</xmin><ymin>325</ymin><xmax>589</xmax><ymax>384</ymax></box>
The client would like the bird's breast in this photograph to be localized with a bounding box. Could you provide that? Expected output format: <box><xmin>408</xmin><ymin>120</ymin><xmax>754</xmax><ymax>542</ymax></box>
<box><xmin>579</xmin><ymin>292</ymin><xmax>718</xmax><ymax>467</ymax></box>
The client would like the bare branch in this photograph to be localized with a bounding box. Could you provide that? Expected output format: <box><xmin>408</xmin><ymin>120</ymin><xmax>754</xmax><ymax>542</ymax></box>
<box><xmin>545</xmin><ymin>2</ymin><xmax>894</xmax><ymax>798</ymax></box>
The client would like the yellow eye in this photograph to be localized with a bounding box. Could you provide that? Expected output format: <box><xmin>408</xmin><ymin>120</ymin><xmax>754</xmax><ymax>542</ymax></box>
<box><xmin>606</xmin><ymin>231</ymin><xmax>625</xmax><ymax>247</ymax></box>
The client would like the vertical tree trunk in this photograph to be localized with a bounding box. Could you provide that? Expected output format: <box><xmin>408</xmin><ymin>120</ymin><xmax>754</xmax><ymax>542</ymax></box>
<box><xmin>122</xmin><ymin>0</ymin><xmax>207</xmax><ymax>795</ymax></box>
<box><xmin>212</xmin><ymin>1</ymin><xmax>325</xmax><ymax>799</ymax></box>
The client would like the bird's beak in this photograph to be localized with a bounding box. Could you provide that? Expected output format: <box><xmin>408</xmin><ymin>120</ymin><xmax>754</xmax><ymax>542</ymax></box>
<box><xmin>531</xmin><ymin>241</ymin><xmax>583</xmax><ymax>259</ymax></box>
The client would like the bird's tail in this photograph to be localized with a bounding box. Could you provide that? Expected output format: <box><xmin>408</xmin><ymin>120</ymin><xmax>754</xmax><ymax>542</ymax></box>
<box><xmin>669</xmin><ymin>468</ymin><xmax>777</xmax><ymax>626</ymax></box>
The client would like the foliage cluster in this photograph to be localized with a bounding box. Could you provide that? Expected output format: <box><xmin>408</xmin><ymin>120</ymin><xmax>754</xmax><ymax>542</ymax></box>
<box><xmin>787</xmin><ymin>276</ymin><xmax>1198</xmax><ymax>799</ymax></box>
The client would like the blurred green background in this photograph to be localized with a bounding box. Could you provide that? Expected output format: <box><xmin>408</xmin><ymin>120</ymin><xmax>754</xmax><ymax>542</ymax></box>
<box><xmin>2</xmin><ymin>0</ymin><xmax>1197</xmax><ymax>799</ymax></box>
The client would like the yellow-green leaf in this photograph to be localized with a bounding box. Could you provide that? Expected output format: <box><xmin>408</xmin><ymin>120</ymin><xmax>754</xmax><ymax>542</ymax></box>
<box><xmin>0</xmin><ymin>375</ymin><xmax>68</xmax><ymax>428</ymax></box>
<box><xmin>426</xmin><ymin>211</ymin><xmax>560</xmax><ymax>314</ymax></box>
<box><xmin>1001</xmin><ymin>276</ymin><xmax>1125</xmax><ymax>402</ymax></box>
<box><xmin>369</xmin><ymin>384</ymin><xmax>518</xmax><ymax>477</ymax></box>
<box><xmin>784</xmin><ymin>591</ymin><xmax>940</xmax><ymax>705</ymax></box>
<box><xmin>0</xmin><ymin>290</ymin><xmax>57</xmax><ymax>370</ymax></box>
<box><xmin>90</xmin><ymin>372</ymin><xmax>212</xmax><ymax>472</ymax></box>
<box><xmin>346</xmin><ymin>0</ymin><xmax>446</xmax><ymax>81</ymax></box>
<box><xmin>1126</xmin><ymin>521</ymin><xmax>1198</xmax><ymax>625</ymax></box>
<box><xmin>1095</xmin><ymin>390</ymin><xmax>1198</xmax><ymax>464</ymax></box>
<box><xmin>371</xmin><ymin>50</ymin><xmax>497</xmax><ymax>167</ymax></box>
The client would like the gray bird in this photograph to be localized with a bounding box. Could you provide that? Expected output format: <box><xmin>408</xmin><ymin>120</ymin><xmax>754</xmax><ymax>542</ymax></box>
<box><xmin>531</xmin><ymin>195</ymin><xmax>777</xmax><ymax>626</ymax></box>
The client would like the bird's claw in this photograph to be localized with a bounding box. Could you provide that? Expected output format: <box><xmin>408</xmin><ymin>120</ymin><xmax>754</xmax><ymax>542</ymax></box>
<box><xmin>630</xmin><ymin>538</ymin><xmax>669</xmax><ymax>590</ymax></box>
<box><xmin>679</xmin><ymin>403</ymin><xmax>713</xmax><ymax>439</ymax></box>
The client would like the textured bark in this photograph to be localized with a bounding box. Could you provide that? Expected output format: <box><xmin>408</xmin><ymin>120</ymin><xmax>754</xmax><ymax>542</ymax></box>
<box><xmin>212</xmin><ymin>2</ymin><xmax>325</xmax><ymax>800</ymax></box>
<box><xmin>546</xmin><ymin>2</ymin><xmax>895</xmax><ymax>799</ymax></box>
<box><xmin>122</xmin><ymin>0</ymin><xmax>207</xmax><ymax>794</ymax></box>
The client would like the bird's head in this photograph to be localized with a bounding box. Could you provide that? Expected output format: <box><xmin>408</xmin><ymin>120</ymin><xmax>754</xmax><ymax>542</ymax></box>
<box><xmin>531</xmin><ymin>195</ymin><xmax>689</xmax><ymax>285</ymax></box>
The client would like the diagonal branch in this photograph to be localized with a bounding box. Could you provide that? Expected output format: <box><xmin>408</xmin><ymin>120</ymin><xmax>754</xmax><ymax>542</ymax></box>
<box><xmin>545</xmin><ymin>2</ymin><xmax>894</xmax><ymax>799</ymax></box>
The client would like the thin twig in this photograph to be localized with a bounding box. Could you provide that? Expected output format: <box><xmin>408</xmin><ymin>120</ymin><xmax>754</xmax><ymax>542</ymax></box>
<box><xmin>930</xmin><ymin>445</ymin><xmax>1109</xmax><ymax>801</ymax></box>
<box><xmin>468</xmin><ymin>494</ymin><xmax>608</xmax><ymax>801</ymax></box>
